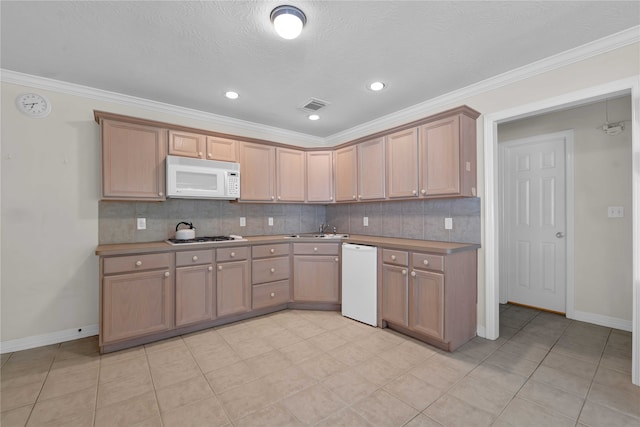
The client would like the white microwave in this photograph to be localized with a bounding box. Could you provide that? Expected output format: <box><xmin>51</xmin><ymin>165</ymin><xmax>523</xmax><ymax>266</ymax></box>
<box><xmin>166</xmin><ymin>155</ymin><xmax>240</xmax><ymax>200</ymax></box>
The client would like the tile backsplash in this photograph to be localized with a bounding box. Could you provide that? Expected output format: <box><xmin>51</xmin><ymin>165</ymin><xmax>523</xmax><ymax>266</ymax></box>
<box><xmin>99</xmin><ymin>198</ymin><xmax>480</xmax><ymax>245</ymax></box>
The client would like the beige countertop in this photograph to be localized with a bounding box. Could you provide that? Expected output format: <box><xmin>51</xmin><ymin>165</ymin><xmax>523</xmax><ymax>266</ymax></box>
<box><xmin>95</xmin><ymin>234</ymin><xmax>480</xmax><ymax>257</ymax></box>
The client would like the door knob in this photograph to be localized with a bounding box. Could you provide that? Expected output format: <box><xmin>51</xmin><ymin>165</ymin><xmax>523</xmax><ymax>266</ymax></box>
<box><xmin>556</xmin><ymin>232</ymin><xmax>565</xmax><ymax>238</ymax></box>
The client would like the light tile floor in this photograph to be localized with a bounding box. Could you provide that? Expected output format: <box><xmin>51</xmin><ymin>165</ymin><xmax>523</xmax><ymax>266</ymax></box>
<box><xmin>1</xmin><ymin>304</ymin><xmax>638</xmax><ymax>426</ymax></box>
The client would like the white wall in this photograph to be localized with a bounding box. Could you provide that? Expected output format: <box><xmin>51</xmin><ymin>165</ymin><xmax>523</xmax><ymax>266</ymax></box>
<box><xmin>1</xmin><ymin>40</ymin><xmax>638</xmax><ymax>349</ymax></box>
<box><xmin>498</xmin><ymin>97</ymin><xmax>633</xmax><ymax>322</ymax></box>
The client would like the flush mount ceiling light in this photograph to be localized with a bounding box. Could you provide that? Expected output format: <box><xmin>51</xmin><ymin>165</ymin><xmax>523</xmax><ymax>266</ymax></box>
<box><xmin>308</xmin><ymin>114</ymin><xmax>319</xmax><ymax>121</ymax></box>
<box><xmin>270</xmin><ymin>5</ymin><xmax>306</xmax><ymax>40</ymax></box>
<box><xmin>369</xmin><ymin>81</ymin><xmax>386</xmax><ymax>91</ymax></box>
<box><xmin>225</xmin><ymin>91</ymin><xmax>239</xmax><ymax>100</ymax></box>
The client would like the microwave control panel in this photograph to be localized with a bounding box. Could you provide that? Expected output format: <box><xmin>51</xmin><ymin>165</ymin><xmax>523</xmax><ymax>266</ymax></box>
<box><xmin>226</xmin><ymin>172</ymin><xmax>240</xmax><ymax>197</ymax></box>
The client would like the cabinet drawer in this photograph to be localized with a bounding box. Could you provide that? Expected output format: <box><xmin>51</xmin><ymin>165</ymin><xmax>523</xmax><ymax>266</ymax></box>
<box><xmin>412</xmin><ymin>253</ymin><xmax>444</xmax><ymax>272</ymax></box>
<box><xmin>294</xmin><ymin>243</ymin><xmax>339</xmax><ymax>255</ymax></box>
<box><xmin>252</xmin><ymin>280</ymin><xmax>290</xmax><ymax>310</ymax></box>
<box><xmin>176</xmin><ymin>249</ymin><xmax>214</xmax><ymax>267</ymax></box>
<box><xmin>252</xmin><ymin>243</ymin><xmax>290</xmax><ymax>259</ymax></box>
<box><xmin>103</xmin><ymin>253</ymin><xmax>171</xmax><ymax>275</ymax></box>
<box><xmin>252</xmin><ymin>256</ymin><xmax>290</xmax><ymax>284</ymax></box>
<box><xmin>382</xmin><ymin>249</ymin><xmax>408</xmax><ymax>266</ymax></box>
<box><xmin>216</xmin><ymin>246</ymin><xmax>249</xmax><ymax>262</ymax></box>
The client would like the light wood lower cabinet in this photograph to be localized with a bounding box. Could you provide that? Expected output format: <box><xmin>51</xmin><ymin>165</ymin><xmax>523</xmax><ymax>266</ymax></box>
<box><xmin>409</xmin><ymin>269</ymin><xmax>444</xmax><ymax>339</ymax></box>
<box><xmin>216</xmin><ymin>247</ymin><xmax>251</xmax><ymax>317</ymax></box>
<box><xmin>101</xmin><ymin>253</ymin><xmax>173</xmax><ymax>345</ymax></box>
<box><xmin>381</xmin><ymin>263</ymin><xmax>409</xmax><ymax>327</ymax></box>
<box><xmin>175</xmin><ymin>250</ymin><xmax>215</xmax><ymax>327</ymax></box>
<box><xmin>251</xmin><ymin>244</ymin><xmax>291</xmax><ymax>309</ymax></box>
<box><xmin>293</xmin><ymin>243</ymin><xmax>340</xmax><ymax>303</ymax></box>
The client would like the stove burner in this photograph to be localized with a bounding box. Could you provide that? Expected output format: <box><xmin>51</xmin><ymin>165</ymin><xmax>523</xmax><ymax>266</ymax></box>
<box><xmin>166</xmin><ymin>236</ymin><xmax>244</xmax><ymax>245</ymax></box>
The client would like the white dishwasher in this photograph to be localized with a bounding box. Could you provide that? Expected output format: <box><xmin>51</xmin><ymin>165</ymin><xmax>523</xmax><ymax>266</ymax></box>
<box><xmin>341</xmin><ymin>243</ymin><xmax>377</xmax><ymax>326</ymax></box>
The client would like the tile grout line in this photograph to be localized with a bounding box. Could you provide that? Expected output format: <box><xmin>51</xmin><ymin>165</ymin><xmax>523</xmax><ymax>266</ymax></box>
<box><xmin>20</xmin><ymin>343</ymin><xmax>60</xmax><ymax>427</ymax></box>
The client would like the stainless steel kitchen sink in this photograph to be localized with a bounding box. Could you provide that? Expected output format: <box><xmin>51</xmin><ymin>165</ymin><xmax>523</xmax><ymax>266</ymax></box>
<box><xmin>284</xmin><ymin>233</ymin><xmax>349</xmax><ymax>239</ymax></box>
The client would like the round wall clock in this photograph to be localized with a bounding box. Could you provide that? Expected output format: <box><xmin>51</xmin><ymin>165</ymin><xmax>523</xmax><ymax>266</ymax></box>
<box><xmin>15</xmin><ymin>93</ymin><xmax>51</xmax><ymax>118</ymax></box>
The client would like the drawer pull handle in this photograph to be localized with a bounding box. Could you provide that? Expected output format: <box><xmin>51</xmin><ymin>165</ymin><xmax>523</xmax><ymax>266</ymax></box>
<box><xmin>335</xmin><ymin>257</ymin><xmax>339</xmax><ymax>262</ymax></box>
<box><xmin>208</xmin><ymin>266</ymin><xmax>213</xmax><ymax>272</ymax></box>
<box><xmin>192</xmin><ymin>256</ymin><xmax>198</xmax><ymax>262</ymax></box>
<box><xmin>270</xmin><ymin>292</ymin><xmax>275</xmax><ymax>298</ymax></box>
<box><xmin>135</xmin><ymin>261</ymin><xmax>142</xmax><ymax>267</ymax></box>
<box><xmin>411</xmin><ymin>271</ymin><xmax>416</xmax><ymax>277</ymax></box>
<box><xmin>164</xmin><ymin>271</ymin><xmax>170</xmax><ymax>278</ymax></box>
<box><xmin>391</xmin><ymin>255</ymin><xmax>396</xmax><ymax>261</ymax></box>
<box><xmin>218</xmin><ymin>265</ymin><xmax>223</xmax><ymax>271</ymax></box>
<box><xmin>402</xmin><ymin>269</ymin><xmax>407</xmax><ymax>276</ymax></box>
<box><xmin>423</xmin><ymin>260</ymin><xmax>429</xmax><ymax>266</ymax></box>
<box><xmin>270</xmin><ymin>248</ymin><xmax>275</xmax><ymax>254</ymax></box>
<box><xmin>270</xmin><ymin>268</ymin><xmax>276</xmax><ymax>273</ymax></box>
<box><xmin>230</xmin><ymin>252</ymin><xmax>235</xmax><ymax>258</ymax></box>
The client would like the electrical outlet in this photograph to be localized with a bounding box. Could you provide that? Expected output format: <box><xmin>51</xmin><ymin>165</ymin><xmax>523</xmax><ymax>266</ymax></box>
<box><xmin>363</xmin><ymin>216</ymin><xmax>369</xmax><ymax>227</ymax></box>
<box><xmin>240</xmin><ymin>217</ymin><xmax>246</xmax><ymax>227</ymax></box>
<box><xmin>607</xmin><ymin>206</ymin><xmax>624</xmax><ymax>218</ymax></box>
<box><xmin>268</xmin><ymin>217</ymin><xmax>274</xmax><ymax>226</ymax></box>
<box><xmin>136</xmin><ymin>218</ymin><xmax>146</xmax><ymax>230</ymax></box>
<box><xmin>445</xmin><ymin>217</ymin><xmax>453</xmax><ymax>230</ymax></box>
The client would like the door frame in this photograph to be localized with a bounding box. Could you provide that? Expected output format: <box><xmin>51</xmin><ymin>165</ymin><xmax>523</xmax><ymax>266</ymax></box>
<box><xmin>498</xmin><ymin>131</ymin><xmax>575</xmax><ymax>315</ymax></box>
<box><xmin>483</xmin><ymin>76</ymin><xmax>640</xmax><ymax>386</ymax></box>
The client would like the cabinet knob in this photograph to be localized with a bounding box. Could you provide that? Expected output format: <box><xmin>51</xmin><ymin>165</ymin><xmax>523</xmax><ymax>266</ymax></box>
<box><xmin>164</xmin><ymin>271</ymin><xmax>170</xmax><ymax>278</ymax></box>
<box><xmin>313</xmin><ymin>247</ymin><xmax>318</xmax><ymax>252</ymax></box>
<box><xmin>412</xmin><ymin>190</ymin><xmax>417</xmax><ymax>195</ymax></box>
<box><xmin>270</xmin><ymin>267</ymin><xmax>276</xmax><ymax>273</ymax></box>
<box><xmin>218</xmin><ymin>265</ymin><xmax>223</xmax><ymax>271</ymax></box>
<box><xmin>391</xmin><ymin>255</ymin><xmax>396</xmax><ymax>261</ymax></box>
<box><xmin>230</xmin><ymin>252</ymin><xmax>235</xmax><ymax>258</ymax></box>
<box><xmin>335</xmin><ymin>257</ymin><xmax>339</xmax><ymax>262</ymax></box>
<box><xmin>330</xmin><ymin>197</ymin><xmax>333</xmax><ymax>201</ymax></box>
<box><xmin>423</xmin><ymin>259</ymin><xmax>429</xmax><ymax>266</ymax></box>
<box><xmin>420</xmin><ymin>189</ymin><xmax>426</xmax><ymax>195</ymax></box>
<box><xmin>198</xmin><ymin>151</ymin><xmax>203</xmax><ymax>157</ymax></box>
<box><xmin>277</xmin><ymin>196</ymin><xmax>281</xmax><ymax>200</ymax></box>
<box><xmin>158</xmin><ymin>192</ymin><xmax>164</xmax><ymax>197</ymax></box>
<box><xmin>402</xmin><ymin>269</ymin><xmax>407</xmax><ymax>275</ymax></box>
<box><xmin>135</xmin><ymin>260</ymin><xmax>142</xmax><ymax>267</ymax></box>
<box><xmin>358</xmin><ymin>195</ymin><xmax>362</xmax><ymax>199</ymax></box>
<box><xmin>208</xmin><ymin>266</ymin><xmax>213</xmax><ymax>271</ymax></box>
<box><xmin>270</xmin><ymin>248</ymin><xmax>275</xmax><ymax>254</ymax></box>
<box><xmin>192</xmin><ymin>256</ymin><xmax>198</xmax><ymax>262</ymax></box>
<box><xmin>270</xmin><ymin>292</ymin><xmax>275</xmax><ymax>298</ymax></box>
<box><xmin>352</xmin><ymin>195</ymin><xmax>356</xmax><ymax>200</ymax></box>
<box><xmin>411</xmin><ymin>271</ymin><xmax>416</xmax><ymax>277</ymax></box>
<box><xmin>271</xmin><ymin>196</ymin><xmax>275</xmax><ymax>200</ymax></box>
<box><xmin>208</xmin><ymin>153</ymin><xmax>212</xmax><ymax>158</ymax></box>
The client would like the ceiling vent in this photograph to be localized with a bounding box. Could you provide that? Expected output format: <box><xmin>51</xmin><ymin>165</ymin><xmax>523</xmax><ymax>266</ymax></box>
<box><xmin>300</xmin><ymin>98</ymin><xmax>330</xmax><ymax>112</ymax></box>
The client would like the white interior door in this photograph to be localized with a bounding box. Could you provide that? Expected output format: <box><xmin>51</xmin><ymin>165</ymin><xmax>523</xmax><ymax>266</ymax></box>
<box><xmin>501</xmin><ymin>134</ymin><xmax>567</xmax><ymax>313</ymax></box>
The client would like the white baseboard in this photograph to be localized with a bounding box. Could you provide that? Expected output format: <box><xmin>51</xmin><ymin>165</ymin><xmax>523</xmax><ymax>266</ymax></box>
<box><xmin>569</xmin><ymin>310</ymin><xmax>632</xmax><ymax>332</ymax></box>
<box><xmin>0</xmin><ymin>325</ymin><xmax>99</xmax><ymax>354</ymax></box>
<box><xmin>476</xmin><ymin>324</ymin><xmax>487</xmax><ymax>339</ymax></box>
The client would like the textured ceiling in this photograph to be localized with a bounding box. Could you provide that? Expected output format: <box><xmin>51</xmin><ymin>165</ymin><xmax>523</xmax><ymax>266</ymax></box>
<box><xmin>1</xmin><ymin>1</ymin><xmax>639</xmax><ymax>137</ymax></box>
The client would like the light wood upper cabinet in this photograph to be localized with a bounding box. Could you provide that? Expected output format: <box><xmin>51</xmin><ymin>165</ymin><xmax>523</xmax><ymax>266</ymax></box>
<box><xmin>169</xmin><ymin>130</ymin><xmax>206</xmax><ymax>159</ymax></box>
<box><xmin>101</xmin><ymin>119</ymin><xmax>167</xmax><ymax>200</ymax></box>
<box><xmin>386</xmin><ymin>128</ymin><xmax>419</xmax><ymax>199</ymax></box>
<box><xmin>358</xmin><ymin>137</ymin><xmax>386</xmax><ymax>200</ymax></box>
<box><xmin>306</xmin><ymin>151</ymin><xmax>334</xmax><ymax>203</ymax></box>
<box><xmin>419</xmin><ymin>113</ymin><xmax>477</xmax><ymax>197</ymax></box>
<box><xmin>239</xmin><ymin>142</ymin><xmax>276</xmax><ymax>201</ymax></box>
<box><xmin>334</xmin><ymin>146</ymin><xmax>358</xmax><ymax>202</ymax></box>
<box><xmin>276</xmin><ymin>148</ymin><xmax>305</xmax><ymax>202</ymax></box>
<box><xmin>206</xmin><ymin>136</ymin><xmax>238</xmax><ymax>162</ymax></box>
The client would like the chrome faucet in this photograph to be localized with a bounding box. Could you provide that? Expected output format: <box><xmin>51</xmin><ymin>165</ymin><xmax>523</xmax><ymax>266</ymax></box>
<box><xmin>319</xmin><ymin>223</ymin><xmax>330</xmax><ymax>234</ymax></box>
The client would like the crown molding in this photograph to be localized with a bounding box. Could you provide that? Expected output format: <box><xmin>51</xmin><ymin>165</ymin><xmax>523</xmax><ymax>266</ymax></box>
<box><xmin>2</xmin><ymin>25</ymin><xmax>638</xmax><ymax>147</ymax></box>
<box><xmin>0</xmin><ymin>69</ymin><xmax>325</xmax><ymax>147</ymax></box>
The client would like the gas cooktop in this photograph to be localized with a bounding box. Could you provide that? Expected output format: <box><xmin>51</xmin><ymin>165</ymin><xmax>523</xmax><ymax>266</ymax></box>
<box><xmin>166</xmin><ymin>235</ymin><xmax>246</xmax><ymax>245</ymax></box>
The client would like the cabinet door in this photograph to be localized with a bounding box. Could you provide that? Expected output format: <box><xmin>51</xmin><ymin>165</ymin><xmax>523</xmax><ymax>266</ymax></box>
<box><xmin>410</xmin><ymin>270</ymin><xmax>444</xmax><ymax>339</ymax></box>
<box><xmin>102</xmin><ymin>269</ymin><xmax>172</xmax><ymax>343</ymax></box>
<box><xmin>334</xmin><ymin>146</ymin><xmax>358</xmax><ymax>202</ymax></box>
<box><xmin>168</xmin><ymin>130</ymin><xmax>205</xmax><ymax>159</ymax></box>
<box><xmin>206</xmin><ymin>136</ymin><xmax>238</xmax><ymax>162</ymax></box>
<box><xmin>358</xmin><ymin>137</ymin><xmax>386</xmax><ymax>200</ymax></box>
<box><xmin>102</xmin><ymin>120</ymin><xmax>166</xmax><ymax>200</ymax></box>
<box><xmin>239</xmin><ymin>142</ymin><xmax>275</xmax><ymax>201</ymax></box>
<box><xmin>216</xmin><ymin>260</ymin><xmax>250</xmax><ymax>317</ymax></box>
<box><xmin>419</xmin><ymin>115</ymin><xmax>460</xmax><ymax>196</ymax></box>
<box><xmin>381</xmin><ymin>264</ymin><xmax>408</xmax><ymax>327</ymax></box>
<box><xmin>175</xmin><ymin>264</ymin><xmax>215</xmax><ymax>327</ymax></box>
<box><xmin>306</xmin><ymin>151</ymin><xmax>334</xmax><ymax>202</ymax></box>
<box><xmin>386</xmin><ymin>128</ymin><xmax>419</xmax><ymax>198</ymax></box>
<box><xmin>276</xmin><ymin>148</ymin><xmax>305</xmax><ymax>202</ymax></box>
<box><xmin>293</xmin><ymin>255</ymin><xmax>340</xmax><ymax>303</ymax></box>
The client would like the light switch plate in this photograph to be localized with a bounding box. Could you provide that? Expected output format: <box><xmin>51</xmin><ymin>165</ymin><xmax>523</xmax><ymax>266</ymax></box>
<box><xmin>136</xmin><ymin>218</ymin><xmax>146</xmax><ymax>230</ymax></box>
<box><xmin>268</xmin><ymin>217</ymin><xmax>274</xmax><ymax>226</ymax></box>
<box><xmin>607</xmin><ymin>206</ymin><xmax>624</xmax><ymax>218</ymax></box>
<box><xmin>240</xmin><ymin>217</ymin><xmax>246</xmax><ymax>227</ymax></box>
<box><xmin>445</xmin><ymin>217</ymin><xmax>453</xmax><ymax>230</ymax></box>
<box><xmin>363</xmin><ymin>216</ymin><xmax>369</xmax><ymax>227</ymax></box>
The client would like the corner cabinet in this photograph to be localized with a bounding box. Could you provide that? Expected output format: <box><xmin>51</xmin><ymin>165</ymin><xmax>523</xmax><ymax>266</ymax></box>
<box><xmin>293</xmin><ymin>243</ymin><xmax>340</xmax><ymax>304</ymax></box>
<box><xmin>306</xmin><ymin>151</ymin><xmax>334</xmax><ymax>203</ymax></box>
<box><xmin>100</xmin><ymin>119</ymin><xmax>167</xmax><ymax>200</ymax></box>
<box><xmin>380</xmin><ymin>247</ymin><xmax>477</xmax><ymax>351</ymax></box>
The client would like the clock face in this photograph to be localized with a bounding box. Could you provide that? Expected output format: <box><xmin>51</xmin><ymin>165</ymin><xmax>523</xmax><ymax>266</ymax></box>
<box><xmin>16</xmin><ymin>93</ymin><xmax>51</xmax><ymax>118</ymax></box>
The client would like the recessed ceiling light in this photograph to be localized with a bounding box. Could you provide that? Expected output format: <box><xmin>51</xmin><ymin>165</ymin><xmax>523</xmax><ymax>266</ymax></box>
<box><xmin>369</xmin><ymin>81</ymin><xmax>386</xmax><ymax>91</ymax></box>
<box><xmin>225</xmin><ymin>91</ymin><xmax>239</xmax><ymax>100</ymax></box>
<box><xmin>308</xmin><ymin>114</ymin><xmax>320</xmax><ymax>121</ymax></box>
